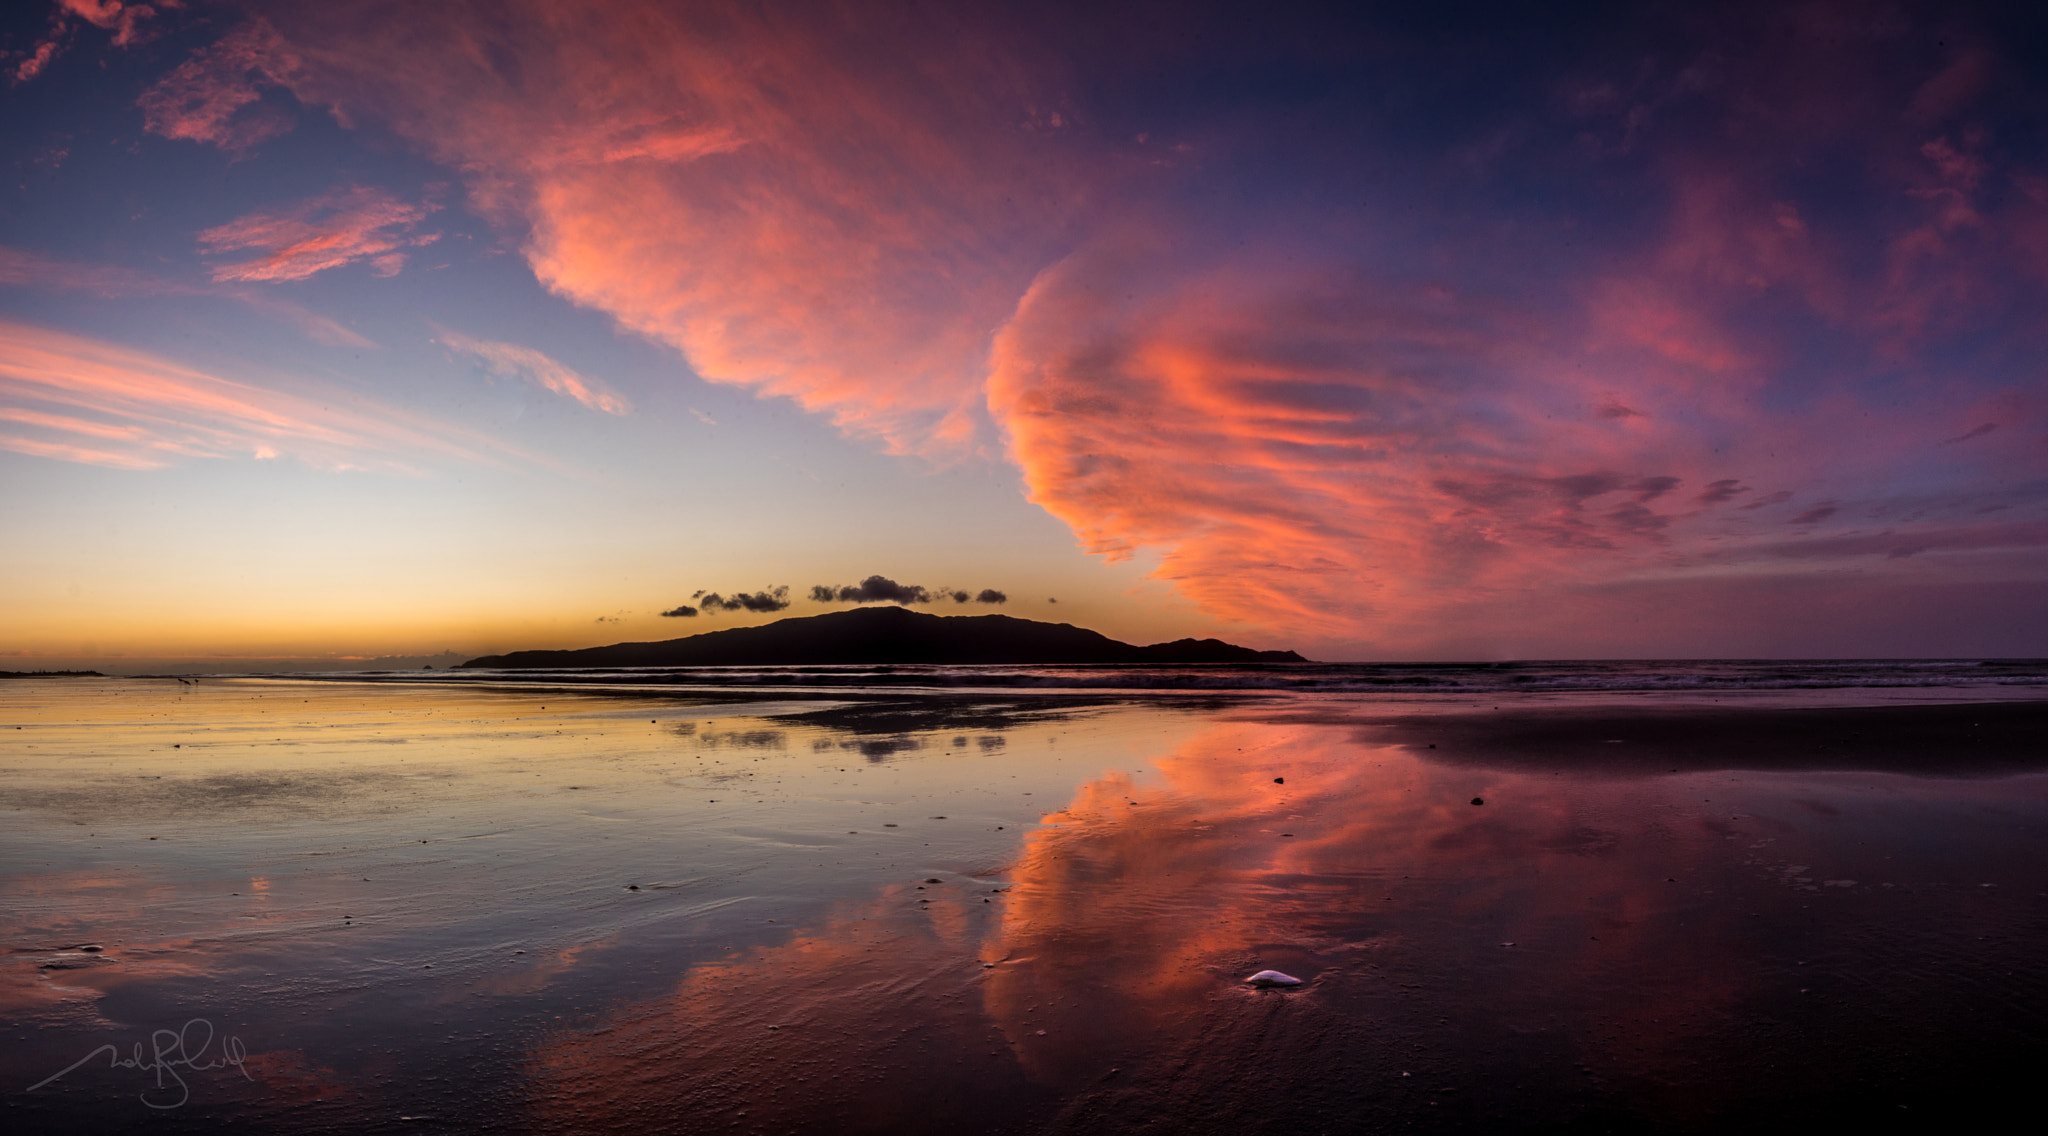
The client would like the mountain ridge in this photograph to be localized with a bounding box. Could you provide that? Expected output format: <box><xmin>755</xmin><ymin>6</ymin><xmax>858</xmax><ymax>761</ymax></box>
<box><xmin>460</xmin><ymin>606</ymin><xmax>1307</xmax><ymax>668</ymax></box>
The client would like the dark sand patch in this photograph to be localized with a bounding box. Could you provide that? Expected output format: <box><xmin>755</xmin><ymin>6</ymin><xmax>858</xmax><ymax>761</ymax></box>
<box><xmin>1263</xmin><ymin>699</ymin><xmax>2048</xmax><ymax>777</ymax></box>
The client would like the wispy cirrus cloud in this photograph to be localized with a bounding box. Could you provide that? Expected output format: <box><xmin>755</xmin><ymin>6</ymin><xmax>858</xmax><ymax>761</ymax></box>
<box><xmin>198</xmin><ymin>186</ymin><xmax>438</xmax><ymax>282</ymax></box>
<box><xmin>434</xmin><ymin>328</ymin><xmax>628</xmax><ymax>415</ymax></box>
<box><xmin>0</xmin><ymin>245</ymin><xmax>376</xmax><ymax>348</ymax></box>
<box><xmin>0</xmin><ymin>320</ymin><xmax>520</xmax><ymax>472</ymax></box>
<box><xmin>0</xmin><ymin>245</ymin><xmax>175</xmax><ymax>298</ymax></box>
<box><xmin>227</xmin><ymin>290</ymin><xmax>377</xmax><ymax>348</ymax></box>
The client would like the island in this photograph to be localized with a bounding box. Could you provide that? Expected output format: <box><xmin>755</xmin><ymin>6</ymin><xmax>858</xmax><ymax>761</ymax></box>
<box><xmin>461</xmin><ymin>606</ymin><xmax>1307</xmax><ymax>668</ymax></box>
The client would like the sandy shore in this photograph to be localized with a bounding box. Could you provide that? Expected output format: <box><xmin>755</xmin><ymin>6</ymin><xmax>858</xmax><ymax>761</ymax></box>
<box><xmin>4</xmin><ymin>679</ymin><xmax>2045</xmax><ymax>1133</ymax></box>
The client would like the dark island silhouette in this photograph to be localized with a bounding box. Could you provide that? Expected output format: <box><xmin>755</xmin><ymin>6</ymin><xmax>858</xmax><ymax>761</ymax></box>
<box><xmin>461</xmin><ymin>606</ymin><xmax>1306</xmax><ymax>668</ymax></box>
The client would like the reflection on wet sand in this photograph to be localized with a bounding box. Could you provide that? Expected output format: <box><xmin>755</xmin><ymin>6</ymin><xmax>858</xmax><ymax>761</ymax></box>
<box><xmin>5</xmin><ymin>680</ymin><xmax>2046</xmax><ymax>1132</ymax></box>
<box><xmin>528</xmin><ymin>890</ymin><xmax>1043</xmax><ymax>1134</ymax></box>
<box><xmin>526</xmin><ymin>710</ymin><xmax>2048</xmax><ymax>1133</ymax></box>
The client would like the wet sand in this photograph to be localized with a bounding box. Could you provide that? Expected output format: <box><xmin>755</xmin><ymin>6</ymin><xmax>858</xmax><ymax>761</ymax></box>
<box><xmin>2</xmin><ymin>678</ymin><xmax>2044</xmax><ymax>1133</ymax></box>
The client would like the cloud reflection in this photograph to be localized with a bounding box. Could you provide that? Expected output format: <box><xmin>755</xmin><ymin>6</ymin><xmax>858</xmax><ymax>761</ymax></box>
<box><xmin>522</xmin><ymin>712</ymin><xmax>1849</xmax><ymax>1128</ymax></box>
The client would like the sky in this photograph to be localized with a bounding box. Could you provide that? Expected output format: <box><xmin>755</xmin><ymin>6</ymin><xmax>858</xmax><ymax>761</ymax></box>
<box><xmin>3</xmin><ymin>0</ymin><xmax>2047</xmax><ymax>668</ymax></box>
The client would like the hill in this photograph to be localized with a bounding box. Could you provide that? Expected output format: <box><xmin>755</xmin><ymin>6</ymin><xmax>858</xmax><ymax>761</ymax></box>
<box><xmin>460</xmin><ymin>607</ymin><xmax>1306</xmax><ymax>668</ymax></box>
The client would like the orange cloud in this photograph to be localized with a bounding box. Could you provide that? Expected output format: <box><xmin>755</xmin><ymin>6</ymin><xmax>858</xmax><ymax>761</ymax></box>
<box><xmin>434</xmin><ymin>328</ymin><xmax>628</xmax><ymax>415</ymax></box>
<box><xmin>0</xmin><ymin>319</ymin><xmax>524</xmax><ymax>472</ymax></box>
<box><xmin>198</xmin><ymin>186</ymin><xmax>438</xmax><ymax>282</ymax></box>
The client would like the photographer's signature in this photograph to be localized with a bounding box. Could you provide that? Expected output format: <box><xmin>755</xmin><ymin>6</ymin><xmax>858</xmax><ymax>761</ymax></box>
<box><xmin>27</xmin><ymin>1018</ymin><xmax>253</xmax><ymax>1109</ymax></box>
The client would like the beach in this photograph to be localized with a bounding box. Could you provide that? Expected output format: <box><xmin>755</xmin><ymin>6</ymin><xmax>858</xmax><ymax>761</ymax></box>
<box><xmin>3</xmin><ymin>671</ymin><xmax>2045</xmax><ymax>1133</ymax></box>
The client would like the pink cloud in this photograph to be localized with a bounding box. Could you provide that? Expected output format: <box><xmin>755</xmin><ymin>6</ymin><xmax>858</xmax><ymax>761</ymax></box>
<box><xmin>136</xmin><ymin>4</ymin><xmax>2048</xmax><ymax>652</ymax></box>
<box><xmin>13</xmin><ymin>38</ymin><xmax>63</xmax><ymax>84</ymax></box>
<box><xmin>180</xmin><ymin>1</ymin><xmax>1079</xmax><ymax>453</ymax></box>
<box><xmin>137</xmin><ymin>20</ymin><xmax>298</xmax><ymax>152</ymax></box>
<box><xmin>988</xmin><ymin>248</ymin><xmax>1623</xmax><ymax>641</ymax></box>
<box><xmin>12</xmin><ymin>0</ymin><xmax>174</xmax><ymax>85</ymax></box>
<box><xmin>0</xmin><ymin>320</ymin><xmax>526</xmax><ymax>473</ymax></box>
<box><xmin>198</xmin><ymin>186</ymin><xmax>438</xmax><ymax>282</ymax></box>
<box><xmin>434</xmin><ymin>328</ymin><xmax>629</xmax><ymax>415</ymax></box>
<box><xmin>986</xmin><ymin>209</ymin><xmax>2044</xmax><ymax>652</ymax></box>
<box><xmin>60</xmin><ymin>1</ymin><xmax>165</xmax><ymax>48</ymax></box>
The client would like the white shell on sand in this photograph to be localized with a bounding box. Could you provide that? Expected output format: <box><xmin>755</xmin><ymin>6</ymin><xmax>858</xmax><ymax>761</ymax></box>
<box><xmin>1245</xmin><ymin>970</ymin><xmax>1303</xmax><ymax>987</ymax></box>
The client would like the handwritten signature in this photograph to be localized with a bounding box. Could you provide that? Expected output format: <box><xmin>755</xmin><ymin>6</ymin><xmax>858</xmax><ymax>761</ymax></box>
<box><xmin>27</xmin><ymin>1018</ymin><xmax>253</xmax><ymax>1109</ymax></box>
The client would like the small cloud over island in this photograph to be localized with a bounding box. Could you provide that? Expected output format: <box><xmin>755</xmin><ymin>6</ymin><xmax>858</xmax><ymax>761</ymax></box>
<box><xmin>660</xmin><ymin>587</ymin><xmax>790</xmax><ymax>617</ymax></box>
<box><xmin>659</xmin><ymin>576</ymin><xmax>1005</xmax><ymax>618</ymax></box>
<box><xmin>808</xmin><ymin>575</ymin><xmax>1006</xmax><ymax>606</ymax></box>
<box><xmin>694</xmin><ymin>586</ymin><xmax>791</xmax><ymax>613</ymax></box>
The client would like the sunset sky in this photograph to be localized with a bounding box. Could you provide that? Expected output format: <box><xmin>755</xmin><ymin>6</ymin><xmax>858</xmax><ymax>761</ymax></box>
<box><xmin>4</xmin><ymin>0</ymin><xmax>2047</xmax><ymax>668</ymax></box>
